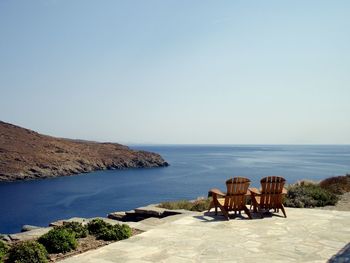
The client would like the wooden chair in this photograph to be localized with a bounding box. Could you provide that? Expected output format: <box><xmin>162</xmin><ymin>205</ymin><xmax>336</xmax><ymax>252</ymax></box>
<box><xmin>208</xmin><ymin>177</ymin><xmax>252</xmax><ymax>220</ymax></box>
<box><xmin>250</xmin><ymin>176</ymin><xmax>287</xmax><ymax>218</ymax></box>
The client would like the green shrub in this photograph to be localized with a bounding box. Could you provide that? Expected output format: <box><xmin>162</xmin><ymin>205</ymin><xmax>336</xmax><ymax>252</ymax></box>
<box><xmin>159</xmin><ymin>198</ymin><xmax>211</xmax><ymax>212</ymax></box>
<box><xmin>86</xmin><ymin>219</ymin><xmax>110</xmax><ymax>236</ymax></box>
<box><xmin>0</xmin><ymin>241</ymin><xmax>8</xmax><ymax>263</ymax></box>
<box><xmin>7</xmin><ymin>241</ymin><xmax>48</xmax><ymax>263</ymax></box>
<box><xmin>95</xmin><ymin>224</ymin><xmax>132</xmax><ymax>241</ymax></box>
<box><xmin>87</xmin><ymin>219</ymin><xmax>132</xmax><ymax>241</ymax></box>
<box><xmin>60</xmin><ymin>222</ymin><xmax>88</xmax><ymax>238</ymax></box>
<box><xmin>38</xmin><ymin>228</ymin><xmax>77</xmax><ymax>254</ymax></box>
<box><xmin>115</xmin><ymin>224</ymin><xmax>132</xmax><ymax>240</ymax></box>
<box><xmin>319</xmin><ymin>174</ymin><xmax>350</xmax><ymax>195</ymax></box>
<box><xmin>284</xmin><ymin>182</ymin><xmax>339</xmax><ymax>208</ymax></box>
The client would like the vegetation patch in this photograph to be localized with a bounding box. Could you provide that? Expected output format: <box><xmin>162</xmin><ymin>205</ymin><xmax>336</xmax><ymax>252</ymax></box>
<box><xmin>60</xmin><ymin>222</ymin><xmax>88</xmax><ymax>238</ymax></box>
<box><xmin>86</xmin><ymin>219</ymin><xmax>110</xmax><ymax>236</ymax></box>
<box><xmin>284</xmin><ymin>181</ymin><xmax>339</xmax><ymax>208</ymax></box>
<box><xmin>159</xmin><ymin>198</ymin><xmax>211</xmax><ymax>212</ymax></box>
<box><xmin>7</xmin><ymin>241</ymin><xmax>48</xmax><ymax>263</ymax></box>
<box><xmin>0</xmin><ymin>217</ymin><xmax>137</xmax><ymax>262</ymax></box>
<box><xmin>87</xmin><ymin>219</ymin><xmax>132</xmax><ymax>241</ymax></box>
<box><xmin>0</xmin><ymin>241</ymin><xmax>8</xmax><ymax>263</ymax></box>
<box><xmin>319</xmin><ymin>174</ymin><xmax>350</xmax><ymax>195</ymax></box>
<box><xmin>38</xmin><ymin>227</ymin><xmax>77</xmax><ymax>254</ymax></box>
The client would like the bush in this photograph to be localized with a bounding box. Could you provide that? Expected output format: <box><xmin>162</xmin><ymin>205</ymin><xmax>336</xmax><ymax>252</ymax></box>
<box><xmin>114</xmin><ymin>224</ymin><xmax>132</xmax><ymax>240</ymax></box>
<box><xmin>159</xmin><ymin>198</ymin><xmax>211</xmax><ymax>212</ymax></box>
<box><xmin>284</xmin><ymin>182</ymin><xmax>339</xmax><ymax>208</ymax></box>
<box><xmin>7</xmin><ymin>241</ymin><xmax>48</xmax><ymax>263</ymax></box>
<box><xmin>38</xmin><ymin>228</ymin><xmax>77</xmax><ymax>254</ymax></box>
<box><xmin>60</xmin><ymin>222</ymin><xmax>88</xmax><ymax>238</ymax></box>
<box><xmin>87</xmin><ymin>219</ymin><xmax>132</xmax><ymax>241</ymax></box>
<box><xmin>0</xmin><ymin>241</ymin><xmax>8</xmax><ymax>263</ymax></box>
<box><xmin>86</xmin><ymin>219</ymin><xmax>110</xmax><ymax>236</ymax></box>
<box><xmin>320</xmin><ymin>174</ymin><xmax>350</xmax><ymax>195</ymax></box>
<box><xmin>96</xmin><ymin>224</ymin><xmax>132</xmax><ymax>241</ymax></box>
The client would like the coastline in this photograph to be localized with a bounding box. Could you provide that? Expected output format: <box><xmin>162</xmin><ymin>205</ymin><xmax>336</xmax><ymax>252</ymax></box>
<box><xmin>2</xmin><ymin>190</ymin><xmax>350</xmax><ymax>238</ymax></box>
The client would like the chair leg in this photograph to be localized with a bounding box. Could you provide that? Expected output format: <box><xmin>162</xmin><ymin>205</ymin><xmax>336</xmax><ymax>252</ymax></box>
<box><xmin>251</xmin><ymin>197</ymin><xmax>258</xmax><ymax>213</ymax></box>
<box><xmin>243</xmin><ymin>206</ymin><xmax>252</xmax><ymax>219</ymax></box>
<box><xmin>207</xmin><ymin>200</ymin><xmax>215</xmax><ymax>213</ymax></box>
<box><xmin>211</xmin><ymin>195</ymin><xmax>219</xmax><ymax>215</ymax></box>
<box><xmin>217</xmin><ymin>203</ymin><xmax>230</xmax><ymax>220</ymax></box>
<box><xmin>280</xmin><ymin>204</ymin><xmax>287</xmax><ymax>218</ymax></box>
<box><xmin>207</xmin><ymin>201</ymin><xmax>212</xmax><ymax>213</ymax></box>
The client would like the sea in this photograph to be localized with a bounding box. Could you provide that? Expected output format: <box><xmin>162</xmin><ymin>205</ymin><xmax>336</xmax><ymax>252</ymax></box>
<box><xmin>1</xmin><ymin>145</ymin><xmax>350</xmax><ymax>234</ymax></box>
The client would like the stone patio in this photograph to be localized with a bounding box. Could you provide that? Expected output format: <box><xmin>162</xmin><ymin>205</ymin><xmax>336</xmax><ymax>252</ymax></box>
<box><xmin>61</xmin><ymin>207</ymin><xmax>350</xmax><ymax>263</ymax></box>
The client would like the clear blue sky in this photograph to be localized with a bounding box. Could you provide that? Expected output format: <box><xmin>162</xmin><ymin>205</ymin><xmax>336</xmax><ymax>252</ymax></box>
<box><xmin>1</xmin><ymin>0</ymin><xmax>349</xmax><ymax>144</ymax></box>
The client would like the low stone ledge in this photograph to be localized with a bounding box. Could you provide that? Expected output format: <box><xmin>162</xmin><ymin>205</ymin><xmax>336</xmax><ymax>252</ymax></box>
<box><xmin>124</xmin><ymin>210</ymin><xmax>136</xmax><ymax>215</ymax></box>
<box><xmin>1</xmin><ymin>235</ymin><xmax>11</xmax><ymax>242</ymax></box>
<box><xmin>50</xmin><ymin>217</ymin><xmax>89</xmax><ymax>227</ymax></box>
<box><xmin>9</xmin><ymin>227</ymin><xmax>52</xmax><ymax>242</ymax></box>
<box><xmin>4</xmin><ymin>204</ymin><xmax>196</xmax><ymax>242</ymax></box>
<box><xmin>108</xmin><ymin>211</ymin><xmax>127</xmax><ymax>221</ymax></box>
<box><xmin>107</xmin><ymin>204</ymin><xmax>184</xmax><ymax>223</ymax></box>
<box><xmin>134</xmin><ymin>206</ymin><xmax>166</xmax><ymax>217</ymax></box>
<box><xmin>134</xmin><ymin>204</ymin><xmax>190</xmax><ymax>217</ymax></box>
<box><xmin>21</xmin><ymin>225</ymin><xmax>41</xmax><ymax>232</ymax></box>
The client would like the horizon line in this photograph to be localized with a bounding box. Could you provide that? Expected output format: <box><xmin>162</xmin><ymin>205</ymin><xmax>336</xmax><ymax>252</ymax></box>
<box><xmin>127</xmin><ymin>143</ymin><xmax>350</xmax><ymax>146</ymax></box>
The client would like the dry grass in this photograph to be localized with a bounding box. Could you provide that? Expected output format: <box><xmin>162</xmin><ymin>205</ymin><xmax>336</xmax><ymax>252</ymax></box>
<box><xmin>319</xmin><ymin>174</ymin><xmax>350</xmax><ymax>195</ymax></box>
<box><xmin>159</xmin><ymin>197</ymin><xmax>211</xmax><ymax>212</ymax></box>
<box><xmin>284</xmin><ymin>174</ymin><xmax>350</xmax><ymax>208</ymax></box>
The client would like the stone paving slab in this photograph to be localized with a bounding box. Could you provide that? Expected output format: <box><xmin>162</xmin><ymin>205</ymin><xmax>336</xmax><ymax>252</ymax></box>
<box><xmin>62</xmin><ymin>208</ymin><xmax>350</xmax><ymax>263</ymax></box>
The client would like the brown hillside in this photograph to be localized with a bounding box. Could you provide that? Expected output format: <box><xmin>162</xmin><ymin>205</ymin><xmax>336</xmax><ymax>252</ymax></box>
<box><xmin>0</xmin><ymin>121</ymin><xmax>168</xmax><ymax>181</ymax></box>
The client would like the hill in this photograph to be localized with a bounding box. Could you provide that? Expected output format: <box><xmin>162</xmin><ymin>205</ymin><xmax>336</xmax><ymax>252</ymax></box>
<box><xmin>0</xmin><ymin>121</ymin><xmax>168</xmax><ymax>181</ymax></box>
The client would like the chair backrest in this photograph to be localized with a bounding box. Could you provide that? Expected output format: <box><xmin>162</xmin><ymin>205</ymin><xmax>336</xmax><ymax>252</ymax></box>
<box><xmin>259</xmin><ymin>176</ymin><xmax>286</xmax><ymax>209</ymax></box>
<box><xmin>224</xmin><ymin>177</ymin><xmax>250</xmax><ymax>210</ymax></box>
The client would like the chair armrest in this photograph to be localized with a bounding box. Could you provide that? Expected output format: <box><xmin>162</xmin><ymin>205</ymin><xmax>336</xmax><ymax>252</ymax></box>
<box><xmin>249</xmin><ymin>187</ymin><xmax>261</xmax><ymax>195</ymax></box>
<box><xmin>208</xmin><ymin>188</ymin><xmax>226</xmax><ymax>197</ymax></box>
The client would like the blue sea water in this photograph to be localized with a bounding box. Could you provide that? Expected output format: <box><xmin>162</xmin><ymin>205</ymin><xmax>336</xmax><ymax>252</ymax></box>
<box><xmin>1</xmin><ymin>145</ymin><xmax>350</xmax><ymax>234</ymax></box>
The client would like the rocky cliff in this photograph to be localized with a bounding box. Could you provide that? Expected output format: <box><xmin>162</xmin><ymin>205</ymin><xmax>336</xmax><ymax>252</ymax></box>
<box><xmin>0</xmin><ymin>121</ymin><xmax>168</xmax><ymax>181</ymax></box>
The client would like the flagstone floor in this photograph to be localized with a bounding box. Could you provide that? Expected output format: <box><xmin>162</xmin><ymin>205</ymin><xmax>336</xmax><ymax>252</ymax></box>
<box><xmin>62</xmin><ymin>208</ymin><xmax>350</xmax><ymax>263</ymax></box>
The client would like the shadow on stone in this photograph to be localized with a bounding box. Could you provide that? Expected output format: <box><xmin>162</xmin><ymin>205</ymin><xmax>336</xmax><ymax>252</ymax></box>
<box><xmin>108</xmin><ymin>206</ymin><xmax>181</xmax><ymax>222</ymax></box>
<box><xmin>328</xmin><ymin>242</ymin><xmax>350</xmax><ymax>263</ymax></box>
<box><xmin>201</xmin><ymin>211</ymin><xmax>253</xmax><ymax>221</ymax></box>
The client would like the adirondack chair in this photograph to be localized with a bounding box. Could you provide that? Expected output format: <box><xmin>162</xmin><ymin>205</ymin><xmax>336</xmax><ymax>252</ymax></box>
<box><xmin>250</xmin><ymin>176</ymin><xmax>287</xmax><ymax>218</ymax></box>
<box><xmin>208</xmin><ymin>177</ymin><xmax>252</xmax><ymax>220</ymax></box>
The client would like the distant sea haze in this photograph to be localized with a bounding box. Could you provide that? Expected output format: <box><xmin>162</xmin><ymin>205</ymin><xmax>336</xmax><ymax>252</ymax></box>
<box><xmin>1</xmin><ymin>145</ymin><xmax>350</xmax><ymax>234</ymax></box>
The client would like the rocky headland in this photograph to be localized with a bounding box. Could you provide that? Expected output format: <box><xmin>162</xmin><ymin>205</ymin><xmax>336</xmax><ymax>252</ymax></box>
<box><xmin>0</xmin><ymin>121</ymin><xmax>168</xmax><ymax>182</ymax></box>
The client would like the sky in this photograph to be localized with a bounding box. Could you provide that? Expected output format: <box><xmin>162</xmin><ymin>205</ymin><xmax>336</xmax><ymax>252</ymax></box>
<box><xmin>0</xmin><ymin>0</ymin><xmax>349</xmax><ymax>144</ymax></box>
